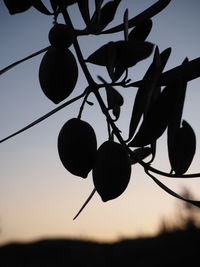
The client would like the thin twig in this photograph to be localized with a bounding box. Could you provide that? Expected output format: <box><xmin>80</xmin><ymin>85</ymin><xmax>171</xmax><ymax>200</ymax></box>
<box><xmin>0</xmin><ymin>46</ymin><xmax>50</xmax><ymax>76</ymax></box>
<box><xmin>0</xmin><ymin>91</ymin><xmax>86</xmax><ymax>143</ymax></box>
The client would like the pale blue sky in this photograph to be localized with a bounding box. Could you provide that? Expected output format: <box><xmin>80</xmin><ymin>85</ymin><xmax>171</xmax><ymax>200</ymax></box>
<box><xmin>0</xmin><ymin>0</ymin><xmax>200</xmax><ymax>245</ymax></box>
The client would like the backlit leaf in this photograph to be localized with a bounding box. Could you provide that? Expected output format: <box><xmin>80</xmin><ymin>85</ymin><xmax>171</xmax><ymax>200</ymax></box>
<box><xmin>169</xmin><ymin>120</ymin><xmax>196</xmax><ymax>175</ymax></box>
<box><xmin>115</xmin><ymin>40</ymin><xmax>154</xmax><ymax>68</ymax></box>
<box><xmin>98</xmin><ymin>76</ymin><xmax>123</xmax><ymax>120</ymax></box>
<box><xmin>105</xmin><ymin>42</ymin><xmax>117</xmax><ymax>81</ymax></box>
<box><xmin>102</xmin><ymin>0</ymin><xmax>171</xmax><ymax>34</ymax></box>
<box><xmin>30</xmin><ymin>0</ymin><xmax>53</xmax><ymax>15</ymax></box>
<box><xmin>106</xmin><ymin>86</ymin><xmax>124</xmax><ymax>110</ymax></box>
<box><xmin>167</xmin><ymin>64</ymin><xmax>188</xmax><ymax>168</ymax></box>
<box><xmin>97</xmin><ymin>0</ymin><xmax>121</xmax><ymax>31</ymax></box>
<box><xmin>132</xmin><ymin>57</ymin><xmax>200</xmax><ymax>87</ymax></box>
<box><xmin>50</xmin><ymin>0</ymin><xmax>59</xmax><ymax>12</ymax></box>
<box><xmin>128</xmin><ymin>19</ymin><xmax>152</xmax><ymax>41</ymax></box>
<box><xmin>87</xmin><ymin>41</ymin><xmax>153</xmax><ymax>68</ymax></box>
<box><xmin>128</xmin><ymin>47</ymin><xmax>161</xmax><ymax>141</ymax></box>
<box><xmin>123</xmin><ymin>9</ymin><xmax>129</xmax><ymax>41</ymax></box>
<box><xmin>89</xmin><ymin>0</ymin><xmax>121</xmax><ymax>33</ymax></box>
<box><xmin>77</xmin><ymin>0</ymin><xmax>90</xmax><ymax>26</ymax></box>
<box><xmin>128</xmin><ymin>81</ymin><xmax>180</xmax><ymax>147</ymax></box>
<box><xmin>86</xmin><ymin>42</ymin><xmax>112</xmax><ymax>66</ymax></box>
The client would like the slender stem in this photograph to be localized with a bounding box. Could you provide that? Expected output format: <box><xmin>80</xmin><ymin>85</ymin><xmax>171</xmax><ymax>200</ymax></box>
<box><xmin>59</xmin><ymin>3</ymin><xmax>96</xmax><ymax>87</ymax></box>
<box><xmin>0</xmin><ymin>91</ymin><xmax>86</xmax><ymax>143</ymax></box>
<box><xmin>0</xmin><ymin>46</ymin><xmax>50</xmax><ymax>76</ymax></box>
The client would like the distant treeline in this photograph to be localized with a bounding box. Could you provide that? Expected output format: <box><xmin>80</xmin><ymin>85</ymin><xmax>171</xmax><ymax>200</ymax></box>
<box><xmin>1</xmin><ymin>227</ymin><xmax>200</xmax><ymax>266</ymax></box>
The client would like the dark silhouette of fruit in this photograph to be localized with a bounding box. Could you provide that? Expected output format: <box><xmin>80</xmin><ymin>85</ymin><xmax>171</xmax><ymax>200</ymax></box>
<box><xmin>4</xmin><ymin>0</ymin><xmax>31</xmax><ymax>14</ymax></box>
<box><xmin>93</xmin><ymin>141</ymin><xmax>131</xmax><ymax>202</ymax></box>
<box><xmin>57</xmin><ymin>118</ymin><xmax>97</xmax><ymax>178</ymax></box>
<box><xmin>39</xmin><ymin>47</ymin><xmax>78</xmax><ymax>104</ymax></box>
<box><xmin>48</xmin><ymin>24</ymin><xmax>75</xmax><ymax>49</ymax></box>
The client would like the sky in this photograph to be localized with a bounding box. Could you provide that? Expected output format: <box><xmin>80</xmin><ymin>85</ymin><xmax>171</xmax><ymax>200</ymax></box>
<box><xmin>0</xmin><ymin>0</ymin><xmax>200</xmax><ymax>245</ymax></box>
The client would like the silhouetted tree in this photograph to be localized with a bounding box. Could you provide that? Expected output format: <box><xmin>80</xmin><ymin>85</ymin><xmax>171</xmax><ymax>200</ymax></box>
<box><xmin>1</xmin><ymin>0</ymin><xmax>200</xmax><ymax>219</ymax></box>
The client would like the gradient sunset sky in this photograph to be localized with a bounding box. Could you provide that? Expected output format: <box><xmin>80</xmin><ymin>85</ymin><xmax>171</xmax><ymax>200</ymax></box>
<box><xmin>1</xmin><ymin>0</ymin><xmax>200</xmax><ymax>245</ymax></box>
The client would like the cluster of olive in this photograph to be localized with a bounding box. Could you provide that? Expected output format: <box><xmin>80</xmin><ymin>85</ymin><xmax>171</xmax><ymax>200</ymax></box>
<box><xmin>38</xmin><ymin>24</ymin><xmax>131</xmax><ymax>202</ymax></box>
<box><xmin>58</xmin><ymin>118</ymin><xmax>131</xmax><ymax>202</ymax></box>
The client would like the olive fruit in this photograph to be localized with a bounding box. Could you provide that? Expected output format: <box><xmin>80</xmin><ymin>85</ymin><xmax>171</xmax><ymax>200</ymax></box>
<box><xmin>4</xmin><ymin>0</ymin><xmax>31</xmax><ymax>14</ymax></box>
<box><xmin>48</xmin><ymin>24</ymin><xmax>75</xmax><ymax>49</ymax></box>
<box><xmin>57</xmin><ymin>118</ymin><xmax>97</xmax><ymax>178</ymax></box>
<box><xmin>39</xmin><ymin>47</ymin><xmax>78</xmax><ymax>104</ymax></box>
<box><xmin>93</xmin><ymin>141</ymin><xmax>131</xmax><ymax>202</ymax></box>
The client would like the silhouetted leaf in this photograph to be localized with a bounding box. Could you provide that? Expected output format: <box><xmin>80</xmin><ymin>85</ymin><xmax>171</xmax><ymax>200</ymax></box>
<box><xmin>4</xmin><ymin>0</ymin><xmax>32</xmax><ymax>14</ymax></box>
<box><xmin>159</xmin><ymin>47</ymin><xmax>171</xmax><ymax>70</ymax></box>
<box><xmin>50</xmin><ymin>0</ymin><xmax>59</xmax><ymax>12</ymax></box>
<box><xmin>102</xmin><ymin>0</ymin><xmax>171</xmax><ymax>34</ymax></box>
<box><xmin>132</xmin><ymin>57</ymin><xmax>200</xmax><ymax>87</ymax></box>
<box><xmin>30</xmin><ymin>0</ymin><xmax>53</xmax><ymax>15</ymax></box>
<box><xmin>99</xmin><ymin>76</ymin><xmax>123</xmax><ymax>120</ymax></box>
<box><xmin>105</xmin><ymin>42</ymin><xmax>117</xmax><ymax>81</ymax></box>
<box><xmin>94</xmin><ymin>0</ymin><xmax>104</xmax><ymax>25</ymax></box>
<box><xmin>128</xmin><ymin>19</ymin><xmax>152</xmax><ymax>41</ymax></box>
<box><xmin>112</xmin><ymin>105</ymin><xmax>121</xmax><ymax>120</ymax></box>
<box><xmin>106</xmin><ymin>86</ymin><xmax>124</xmax><ymax>110</ymax></box>
<box><xmin>77</xmin><ymin>0</ymin><xmax>90</xmax><ymax>26</ymax></box>
<box><xmin>168</xmin><ymin>120</ymin><xmax>196</xmax><ymax>175</ymax></box>
<box><xmin>123</xmin><ymin>9</ymin><xmax>129</xmax><ymax>41</ymax></box>
<box><xmin>89</xmin><ymin>0</ymin><xmax>121</xmax><ymax>33</ymax></box>
<box><xmin>87</xmin><ymin>41</ymin><xmax>154</xmax><ymax>69</ymax></box>
<box><xmin>147</xmin><ymin>171</ymin><xmax>200</xmax><ymax>208</ymax></box>
<box><xmin>130</xmin><ymin>147</ymin><xmax>152</xmax><ymax>164</ymax></box>
<box><xmin>87</xmin><ymin>42</ymin><xmax>111</xmax><ymax>66</ymax></box>
<box><xmin>116</xmin><ymin>41</ymin><xmax>154</xmax><ymax>68</ymax></box>
<box><xmin>167</xmin><ymin>63</ymin><xmax>188</xmax><ymax>168</ymax></box>
<box><xmin>128</xmin><ymin>47</ymin><xmax>161</xmax><ymax>141</ymax></box>
<box><xmin>128</xmin><ymin>81</ymin><xmax>180</xmax><ymax>147</ymax></box>
<box><xmin>100</xmin><ymin>0</ymin><xmax>121</xmax><ymax>30</ymax></box>
<box><xmin>113</xmin><ymin>64</ymin><xmax>127</xmax><ymax>81</ymax></box>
